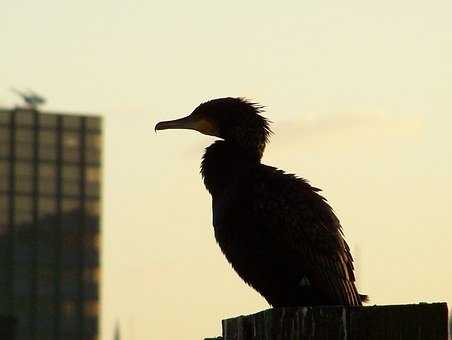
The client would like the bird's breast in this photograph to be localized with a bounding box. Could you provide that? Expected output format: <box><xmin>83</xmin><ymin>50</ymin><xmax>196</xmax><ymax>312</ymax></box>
<box><xmin>211</xmin><ymin>184</ymin><xmax>243</xmax><ymax>231</ymax></box>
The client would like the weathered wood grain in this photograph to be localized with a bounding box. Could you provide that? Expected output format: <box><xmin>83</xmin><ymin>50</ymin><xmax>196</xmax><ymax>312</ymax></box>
<box><xmin>205</xmin><ymin>303</ymin><xmax>448</xmax><ymax>340</ymax></box>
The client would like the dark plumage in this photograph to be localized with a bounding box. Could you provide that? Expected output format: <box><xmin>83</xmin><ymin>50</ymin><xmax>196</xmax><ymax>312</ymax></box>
<box><xmin>156</xmin><ymin>97</ymin><xmax>367</xmax><ymax>306</ymax></box>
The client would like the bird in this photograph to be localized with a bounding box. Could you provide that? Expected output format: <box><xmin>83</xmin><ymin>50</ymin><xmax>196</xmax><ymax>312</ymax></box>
<box><xmin>155</xmin><ymin>97</ymin><xmax>367</xmax><ymax>306</ymax></box>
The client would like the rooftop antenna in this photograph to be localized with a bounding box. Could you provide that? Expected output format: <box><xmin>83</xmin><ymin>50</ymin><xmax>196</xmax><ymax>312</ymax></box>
<box><xmin>114</xmin><ymin>320</ymin><xmax>121</xmax><ymax>340</ymax></box>
<box><xmin>10</xmin><ymin>87</ymin><xmax>46</xmax><ymax>110</ymax></box>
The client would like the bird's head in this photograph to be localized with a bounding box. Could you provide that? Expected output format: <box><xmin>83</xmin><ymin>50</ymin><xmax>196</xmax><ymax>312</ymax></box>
<box><xmin>155</xmin><ymin>97</ymin><xmax>272</xmax><ymax>157</ymax></box>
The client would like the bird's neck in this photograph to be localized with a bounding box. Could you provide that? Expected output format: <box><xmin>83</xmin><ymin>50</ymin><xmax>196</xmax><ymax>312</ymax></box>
<box><xmin>200</xmin><ymin>141</ymin><xmax>261</xmax><ymax>195</ymax></box>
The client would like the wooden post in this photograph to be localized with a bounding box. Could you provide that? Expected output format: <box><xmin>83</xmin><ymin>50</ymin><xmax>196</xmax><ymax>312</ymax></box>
<box><xmin>205</xmin><ymin>303</ymin><xmax>449</xmax><ymax>340</ymax></box>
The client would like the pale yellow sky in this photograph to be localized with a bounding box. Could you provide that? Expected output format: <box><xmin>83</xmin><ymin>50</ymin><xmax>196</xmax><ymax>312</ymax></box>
<box><xmin>2</xmin><ymin>1</ymin><xmax>452</xmax><ymax>339</ymax></box>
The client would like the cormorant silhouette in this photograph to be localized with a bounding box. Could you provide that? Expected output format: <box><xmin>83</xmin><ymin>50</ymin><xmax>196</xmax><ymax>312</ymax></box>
<box><xmin>155</xmin><ymin>97</ymin><xmax>367</xmax><ymax>306</ymax></box>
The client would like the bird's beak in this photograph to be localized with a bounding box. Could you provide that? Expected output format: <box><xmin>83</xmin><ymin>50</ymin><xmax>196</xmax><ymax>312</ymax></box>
<box><xmin>155</xmin><ymin>114</ymin><xmax>219</xmax><ymax>137</ymax></box>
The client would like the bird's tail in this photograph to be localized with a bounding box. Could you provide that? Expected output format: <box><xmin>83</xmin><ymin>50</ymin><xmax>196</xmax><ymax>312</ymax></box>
<box><xmin>359</xmin><ymin>294</ymin><xmax>369</xmax><ymax>304</ymax></box>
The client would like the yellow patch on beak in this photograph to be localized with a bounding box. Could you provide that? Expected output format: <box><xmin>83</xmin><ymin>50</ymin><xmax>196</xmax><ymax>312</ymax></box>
<box><xmin>195</xmin><ymin>117</ymin><xmax>220</xmax><ymax>137</ymax></box>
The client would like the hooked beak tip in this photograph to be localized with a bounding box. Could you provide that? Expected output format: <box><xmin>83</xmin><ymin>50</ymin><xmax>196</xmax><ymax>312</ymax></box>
<box><xmin>154</xmin><ymin>122</ymin><xmax>161</xmax><ymax>132</ymax></box>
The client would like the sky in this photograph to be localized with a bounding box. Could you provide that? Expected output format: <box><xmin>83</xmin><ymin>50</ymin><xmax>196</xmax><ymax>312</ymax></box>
<box><xmin>2</xmin><ymin>0</ymin><xmax>452</xmax><ymax>339</ymax></box>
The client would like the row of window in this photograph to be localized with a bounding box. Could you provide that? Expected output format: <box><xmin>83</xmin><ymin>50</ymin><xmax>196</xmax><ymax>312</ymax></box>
<box><xmin>0</xmin><ymin>182</ymin><xmax>100</xmax><ymax>197</ymax></box>
<box><xmin>10</xmin><ymin>242</ymin><xmax>99</xmax><ymax>267</ymax></box>
<box><xmin>0</xmin><ymin>128</ymin><xmax>101</xmax><ymax>147</ymax></box>
<box><xmin>10</xmin><ymin>278</ymin><xmax>99</xmax><ymax>303</ymax></box>
<box><xmin>0</xmin><ymin>178</ymin><xmax>100</xmax><ymax>196</ymax></box>
<box><xmin>8</xmin><ymin>266</ymin><xmax>99</xmax><ymax>284</ymax></box>
<box><xmin>0</xmin><ymin>111</ymin><xmax>101</xmax><ymax>131</ymax></box>
<box><xmin>3</xmin><ymin>302</ymin><xmax>98</xmax><ymax>328</ymax></box>
<box><xmin>6</xmin><ymin>297</ymin><xmax>98</xmax><ymax>320</ymax></box>
<box><xmin>0</xmin><ymin>161</ymin><xmax>100</xmax><ymax>178</ymax></box>
<box><xmin>0</xmin><ymin>127</ymin><xmax>101</xmax><ymax>163</ymax></box>
<box><xmin>0</xmin><ymin>161</ymin><xmax>100</xmax><ymax>196</ymax></box>
<box><xmin>0</xmin><ymin>196</ymin><xmax>100</xmax><ymax>225</ymax></box>
<box><xmin>32</xmin><ymin>268</ymin><xmax>100</xmax><ymax>285</ymax></box>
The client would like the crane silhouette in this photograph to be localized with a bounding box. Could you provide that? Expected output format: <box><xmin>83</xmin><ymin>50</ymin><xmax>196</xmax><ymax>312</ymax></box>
<box><xmin>10</xmin><ymin>88</ymin><xmax>46</xmax><ymax>109</ymax></box>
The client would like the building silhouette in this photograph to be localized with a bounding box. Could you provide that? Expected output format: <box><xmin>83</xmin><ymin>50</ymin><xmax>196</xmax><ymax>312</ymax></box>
<box><xmin>0</xmin><ymin>107</ymin><xmax>102</xmax><ymax>340</ymax></box>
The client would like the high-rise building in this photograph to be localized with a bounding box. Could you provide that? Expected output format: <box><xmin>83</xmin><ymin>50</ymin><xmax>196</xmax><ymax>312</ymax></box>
<box><xmin>0</xmin><ymin>107</ymin><xmax>102</xmax><ymax>340</ymax></box>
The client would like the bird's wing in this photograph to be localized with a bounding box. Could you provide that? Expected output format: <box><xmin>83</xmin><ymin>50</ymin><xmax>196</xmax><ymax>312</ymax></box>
<box><xmin>251</xmin><ymin>166</ymin><xmax>362</xmax><ymax>305</ymax></box>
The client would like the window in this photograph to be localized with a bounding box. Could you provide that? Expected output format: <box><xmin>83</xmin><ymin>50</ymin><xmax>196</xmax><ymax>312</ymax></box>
<box><xmin>0</xmin><ymin>126</ymin><xmax>10</xmax><ymax>158</ymax></box>
<box><xmin>15</xmin><ymin>129</ymin><xmax>33</xmax><ymax>143</ymax></box>
<box><xmin>0</xmin><ymin>194</ymin><xmax>8</xmax><ymax>234</ymax></box>
<box><xmin>40</xmin><ymin>130</ymin><xmax>57</xmax><ymax>145</ymax></box>
<box><xmin>62</xmin><ymin>166</ymin><xmax>80</xmax><ymax>196</ymax></box>
<box><xmin>84</xmin><ymin>300</ymin><xmax>98</xmax><ymax>317</ymax></box>
<box><xmin>39</xmin><ymin>179</ymin><xmax>56</xmax><ymax>195</ymax></box>
<box><xmin>86</xmin><ymin>199</ymin><xmax>99</xmax><ymax>216</ymax></box>
<box><xmin>85</xmin><ymin>117</ymin><xmax>101</xmax><ymax>131</ymax></box>
<box><xmin>85</xmin><ymin>148</ymin><xmax>100</xmax><ymax>164</ymax></box>
<box><xmin>14</xmin><ymin>210</ymin><xmax>32</xmax><ymax>225</ymax></box>
<box><xmin>85</xmin><ymin>132</ymin><xmax>101</xmax><ymax>164</ymax></box>
<box><xmin>63</xmin><ymin>116</ymin><xmax>81</xmax><ymax>130</ymax></box>
<box><xmin>0</xmin><ymin>160</ymin><xmax>9</xmax><ymax>175</ymax></box>
<box><xmin>0</xmin><ymin>111</ymin><xmax>10</xmax><ymax>124</ymax></box>
<box><xmin>62</xmin><ymin>165</ymin><xmax>80</xmax><ymax>180</ymax></box>
<box><xmin>86</xmin><ymin>166</ymin><xmax>99</xmax><ymax>182</ymax></box>
<box><xmin>14</xmin><ymin>195</ymin><xmax>33</xmax><ymax>225</ymax></box>
<box><xmin>85</xmin><ymin>166</ymin><xmax>100</xmax><ymax>196</ymax></box>
<box><xmin>15</xmin><ymin>111</ymin><xmax>34</xmax><ymax>126</ymax></box>
<box><xmin>16</xmin><ymin>161</ymin><xmax>33</xmax><ymax>177</ymax></box>
<box><xmin>85</xmin><ymin>182</ymin><xmax>99</xmax><ymax>197</ymax></box>
<box><xmin>83</xmin><ymin>268</ymin><xmax>100</xmax><ymax>283</ymax></box>
<box><xmin>39</xmin><ymin>114</ymin><xmax>57</xmax><ymax>128</ymax></box>
<box><xmin>63</xmin><ymin>149</ymin><xmax>80</xmax><ymax>163</ymax></box>
<box><xmin>0</xmin><ymin>194</ymin><xmax>8</xmax><ymax>210</ymax></box>
<box><xmin>39</xmin><ymin>130</ymin><xmax>57</xmax><ymax>161</ymax></box>
<box><xmin>15</xmin><ymin>129</ymin><xmax>35</xmax><ymax>160</ymax></box>
<box><xmin>63</xmin><ymin>132</ymin><xmax>80</xmax><ymax>162</ymax></box>
<box><xmin>85</xmin><ymin>133</ymin><xmax>101</xmax><ymax>149</ymax></box>
<box><xmin>62</xmin><ymin>300</ymin><xmax>76</xmax><ymax>317</ymax></box>
<box><xmin>15</xmin><ymin>175</ymin><xmax>33</xmax><ymax>193</ymax></box>
<box><xmin>39</xmin><ymin>164</ymin><xmax>56</xmax><ymax>195</ymax></box>
<box><xmin>63</xmin><ymin>180</ymin><xmax>80</xmax><ymax>196</ymax></box>
<box><xmin>0</xmin><ymin>142</ymin><xmax>9</xmax><ymax>158</ymax></box>
<box><xmin>15</xmin><ymin>161</ymin><xmax>34</xmax><ymax>191</ymax></box>
<box><xmin>39</xmin><ymin>163</ymin><xmax>56</xmax><ymax>177</ymax></box>
<box><xmin>38</xmin><ymin>198</ymin><xmax>56</xmax><ymax>218</ymax></box>
<box><xmin>0</xmin><ymin>126</ymin><xmax>10</xmax><ymax>138</ymax></box>
<box><xmin>84</xmin><ymin>232</ymin><xmax>100</xmax><ymax>251</ymax></box>
<box><xmin>39</xmin><ymin>147</ymin><xmax>57</xmax><ymax>161</ymax></box>
<box><xmin>15</xmin><ymin>142</ymin><xmax>33</xmax><ymax>160</ymax></box>
<box><xmin>15</xmin><ymin>195</ymin><xmax>33</xmax><ymax>211</ymax></box>
<box><xmin>63</xmin><ymin>132</ymin><xmax>79</xmax><ymax>148</ymax></box>
<box><xmin>0</xmin><ymin>160</ymin><xmax>9</xmax><ymax>191</ymax></box>
<box><xmin>62</xmin><ymin>198</ymin><xmax>80</xmax><ymax>213</ymax></box>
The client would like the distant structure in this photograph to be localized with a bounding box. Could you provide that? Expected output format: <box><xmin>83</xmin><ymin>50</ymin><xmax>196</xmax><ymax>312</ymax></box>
<box><xmin>0</xmin><ymin>107</ymin><xmax>102</xmax><ymax>340</ymax></box>
<box><xmin>114</xmin><ymin>321</ymin><xmax>121</xmax><ymax>340</ymax></box>
<box><xmin>10</xmin><ymin>88</ymin><xmax>46</xmax><ymax>110</ymax></box>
